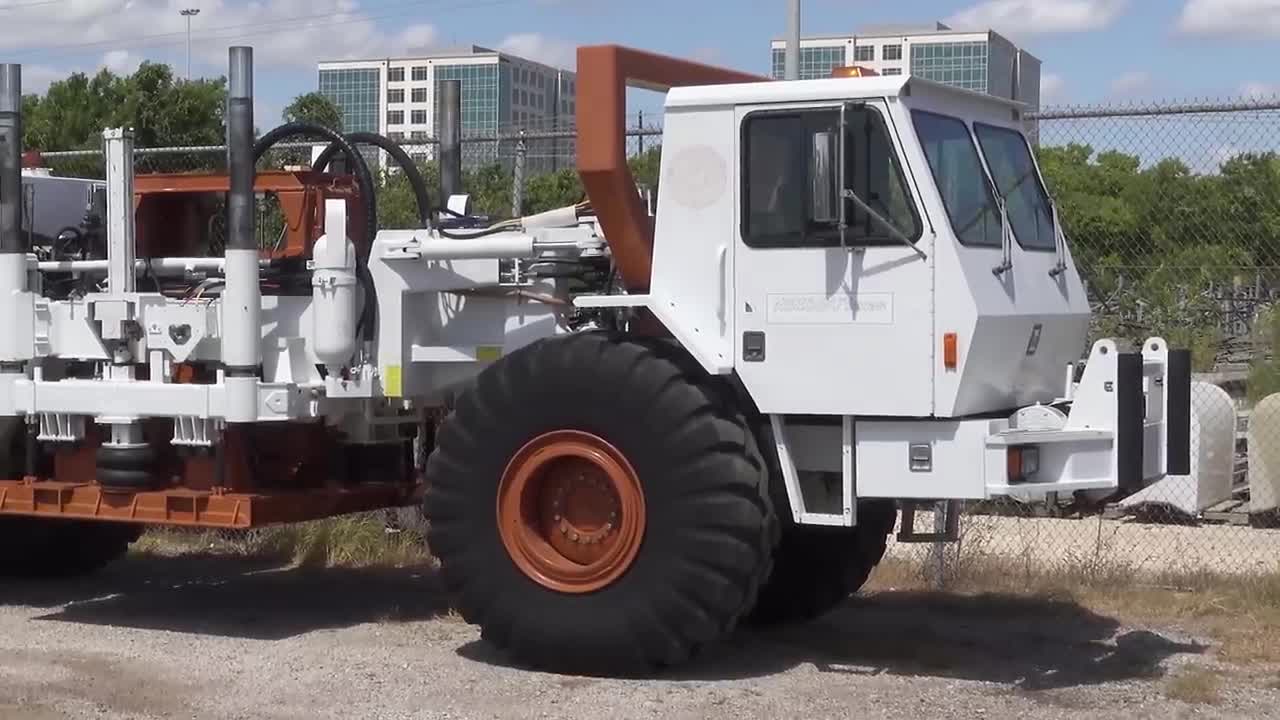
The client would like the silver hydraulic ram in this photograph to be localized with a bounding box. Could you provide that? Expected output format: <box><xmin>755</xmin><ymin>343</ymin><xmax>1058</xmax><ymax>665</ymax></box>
<box><xmin>0</xmin><ymin>63</ymin><xmax>29</xmax><ymax>371</ymax></box>
<box><xmin>223</xmin><ymin>47</ymin><xmax>260</xmax><ymax>423</ymax></box>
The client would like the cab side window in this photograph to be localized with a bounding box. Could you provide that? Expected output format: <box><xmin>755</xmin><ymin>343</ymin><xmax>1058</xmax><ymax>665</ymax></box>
<box><xmin>741</xmin><ymin>107</ymin><xmax>921</xmax><ymax>248</ymax></box>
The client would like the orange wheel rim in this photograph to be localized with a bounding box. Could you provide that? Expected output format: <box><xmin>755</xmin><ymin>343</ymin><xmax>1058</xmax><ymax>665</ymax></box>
<box><xmin>497</xmin><ymin>430</ymin><xmax>646</xmax><ymax>594</ymax></box>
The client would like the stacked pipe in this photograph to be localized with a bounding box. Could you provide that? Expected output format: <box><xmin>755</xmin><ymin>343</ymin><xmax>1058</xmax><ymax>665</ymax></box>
<box><xmin>0</xmin><ymin>64</ymin><xmax>27</xmax><ymax>369</ymax></box>
<box><xmin>223</xmin><ymin>47</ymin><xmax>261</xmax><ymax>423</ymax></box>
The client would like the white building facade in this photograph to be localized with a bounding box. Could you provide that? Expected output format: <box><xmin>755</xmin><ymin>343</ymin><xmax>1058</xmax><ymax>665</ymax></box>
<box><xmin>318</xmin><ymin>46</ymin><xmax>577</xmax><ymax>168</ymax></box>
<box><xmin>769</xmin><ymin>22</ymin><xmax>1041</xmax><ymax>112</ymax></box>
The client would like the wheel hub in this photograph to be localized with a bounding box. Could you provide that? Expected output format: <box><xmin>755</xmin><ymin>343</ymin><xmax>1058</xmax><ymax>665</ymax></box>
<box><xmin>497</xmin><ymin>430</ymin><xmax>645</xmax><ymax>594</ymax></box>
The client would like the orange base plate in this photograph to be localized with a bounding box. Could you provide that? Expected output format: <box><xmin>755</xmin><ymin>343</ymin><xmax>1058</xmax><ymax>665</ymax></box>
<box><xmin>0</xmin><ymin>480</ymin><xmax>423</xmax><ymax>529</ymax></box>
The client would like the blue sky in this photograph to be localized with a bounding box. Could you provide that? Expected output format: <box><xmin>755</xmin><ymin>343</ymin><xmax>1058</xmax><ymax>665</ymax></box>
<box><xmin>0</xmin><ymin>0</ymin><xmax>1275</xmax><ymax>135</ymax></box>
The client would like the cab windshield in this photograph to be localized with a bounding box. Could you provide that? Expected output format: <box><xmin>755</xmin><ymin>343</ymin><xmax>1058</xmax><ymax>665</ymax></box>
<box><xmin>911</xmin><ymin>110</ymin><xmax>1001</xmax><ymax>248</ymax></box>
<box><xmin>974</xmin><ymin>123</ymin><xmax>1055</xmax><ymax>251</ymax></box>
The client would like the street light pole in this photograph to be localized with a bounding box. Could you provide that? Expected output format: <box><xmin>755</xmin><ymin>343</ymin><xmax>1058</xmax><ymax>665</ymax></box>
<box><xmin>180</xmin><ymin>8</ymin><xmax>200</xmax><ymax>81</ymax></box>
<box><xmin>786</xmin><ymin>0</ymin><xmax>800</xmax><ymax>80</ymax></box>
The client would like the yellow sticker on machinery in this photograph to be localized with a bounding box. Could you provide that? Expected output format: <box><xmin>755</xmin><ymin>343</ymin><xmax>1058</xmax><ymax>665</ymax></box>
<box><xmin>383</xmin><ymin>365</ymin><xmax>403</xmax><ymax>397</ymax></box>
<box><xmin>475</xmin><ymin>346</ymin><xmax>503</xmax><ymax>363</ymax></box>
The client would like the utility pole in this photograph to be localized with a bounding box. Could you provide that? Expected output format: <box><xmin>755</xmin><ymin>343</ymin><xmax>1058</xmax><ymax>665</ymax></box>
<box><xmin>786</xmin><ymin>0</ymin><xmax>801</xmax><ymax>80</ymax></box>
<box><xmin>180</xmin><ymin>9</ymin><xmax>200</xmax><ymax>81</ymax></box>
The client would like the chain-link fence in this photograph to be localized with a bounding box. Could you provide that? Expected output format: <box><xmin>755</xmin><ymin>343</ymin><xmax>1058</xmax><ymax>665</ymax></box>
<box><xmin>34</xmin><ymin>98</ymin><xmax>1280</xmax><ymax>590</ymax></box>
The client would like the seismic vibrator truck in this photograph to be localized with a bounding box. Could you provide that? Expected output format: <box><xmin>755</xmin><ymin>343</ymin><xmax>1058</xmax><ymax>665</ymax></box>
<box><xmin>0</xmin><ymin>46</ymin><xmax>1190</xmax><ymax>673</ymax></box>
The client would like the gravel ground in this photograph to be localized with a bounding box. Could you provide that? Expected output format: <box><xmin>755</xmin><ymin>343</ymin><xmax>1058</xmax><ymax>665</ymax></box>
<box><xmin>1</xmin><ymin>552</ymin><xmax>1278</xmax><ymax>720</ymax></box>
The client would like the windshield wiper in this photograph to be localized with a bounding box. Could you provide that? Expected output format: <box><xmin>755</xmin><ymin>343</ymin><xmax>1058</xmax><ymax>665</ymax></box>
<box><xmin>841</xmin><ymin>188</ymin><xmax>926</xmax><ymax>261</ymax></box>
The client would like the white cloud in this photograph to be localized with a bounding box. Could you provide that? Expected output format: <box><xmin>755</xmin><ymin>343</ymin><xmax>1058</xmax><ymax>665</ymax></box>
<box><xmin>1178</xmin><ymin>0</ymin><xmax>1280</xmax><ymax>37</ymax></box>
<box><xmin>497</xmin><ymin>32</ymin><xmax>576</xmax><ymax>70</ymax></box>
<box><xmin>1040</xmin><ymin>72</ymin><xmax>1066</xmax><ymax>103</ymax></box>
<box><xmin>1242</xmin><ymin>81</ymin><xmax>1280</xmax><ymax>98</ymax></box>
<box><xmin>946</xmin><ymin>0</ymin><xmax>1128</xmax><ymax>34</ymax></box>
<box><xmin>1109</xmin><ymin>70</ymin><xmax>1152</xmax><ymax>96</ymax></box>
<box><xmin>100</xmin><ymin>50</ymin><xmax>141</xmax><ymax>75</ymax></box>
<box><xmin>0</xmin><ymin>0</ymin><xmax>439</xmax><ymax>70</ymax></box>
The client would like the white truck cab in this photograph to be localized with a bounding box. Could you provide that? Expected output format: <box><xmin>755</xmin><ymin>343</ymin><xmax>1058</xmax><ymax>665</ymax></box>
<box><xmin>581</xmin><ymin>70</ymin><xmax>1188</xmax><ymax>525</ymax></box>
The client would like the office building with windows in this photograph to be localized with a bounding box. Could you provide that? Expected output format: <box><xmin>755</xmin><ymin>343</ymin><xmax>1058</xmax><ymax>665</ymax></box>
<box><xmin>769</xmin><ymin>22</ymin><xmax>1041</xmax><ymax>113</ymax></box>
<box><xmin>318</xmin><ymin>46</ymin><xmax>577</xmax><ymax>169</ymax></box>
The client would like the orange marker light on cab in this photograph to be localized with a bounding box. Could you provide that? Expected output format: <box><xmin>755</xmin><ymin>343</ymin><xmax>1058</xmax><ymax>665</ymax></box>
<box><xmin>943</xmin><ymin>332</ymin><xmax>958</xmax><ymax>370</ymax></box>
<box><xmin>830</xmin><ymin>66</ymin><xmax>879</xmax><ymax>78</ymax></box>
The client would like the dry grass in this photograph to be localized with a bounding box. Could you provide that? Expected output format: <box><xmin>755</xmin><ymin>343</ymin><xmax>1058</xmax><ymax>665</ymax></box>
<box><xmin>131</xmin><ymin>512</ymin><xmax>431</xmax><ymax>570</ymax></box>
<box><xmin>1164</xmin><ymin>666</ymin><xmax>1224</xmax><ymax>704</ymax></box>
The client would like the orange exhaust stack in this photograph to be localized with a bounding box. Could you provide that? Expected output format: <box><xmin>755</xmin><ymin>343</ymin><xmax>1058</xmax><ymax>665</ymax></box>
<box><xmin>575</xmin><ymin>45</ymin><xmax>766</xmax><ymax>292</ymax></box>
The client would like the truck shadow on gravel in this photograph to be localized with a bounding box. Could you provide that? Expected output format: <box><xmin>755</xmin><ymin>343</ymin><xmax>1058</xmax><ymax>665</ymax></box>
<box><xmin>690</xmin><ymin>591</ymin><xmax>1208</xmax><ymax>688</ymax></box>
<box><xmin>1</xmin><ymin>553</ymin><xmax>448</xmax><ymax>640</ymax></box>
<box><xmin>459</xmin><ymin>590</ymin><xmax>1207</xmax><ymax>689</ymax></box>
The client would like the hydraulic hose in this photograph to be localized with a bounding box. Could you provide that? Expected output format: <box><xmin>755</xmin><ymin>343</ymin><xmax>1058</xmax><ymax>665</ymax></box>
<box><xmin>252</xmin><ymin>122</ymin><xmax>378</xmax><ymax>341</ymax></box>
<box><xmin>313</xmin><ymin>131</ymin><xmax>432</xmax><ymax>228</ymax></box>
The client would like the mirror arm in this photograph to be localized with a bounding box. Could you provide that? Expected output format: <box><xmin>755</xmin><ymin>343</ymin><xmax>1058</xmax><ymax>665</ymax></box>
<box><xmin>841</xmin><ymin>189</ymin><xmax>926</xmax><ymax>261</ymax></box>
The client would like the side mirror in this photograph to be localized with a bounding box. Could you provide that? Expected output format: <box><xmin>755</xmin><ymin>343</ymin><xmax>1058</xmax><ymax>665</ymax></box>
<box><xmin>810</xmin><ymin>130</ymin><xmax>839</xmax><ymax>224</ymax></box>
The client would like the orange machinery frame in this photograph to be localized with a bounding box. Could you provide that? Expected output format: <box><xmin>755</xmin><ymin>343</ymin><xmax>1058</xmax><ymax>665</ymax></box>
<box><xmin>132</xmin><ymin>170</ymin><xmax>366</xmax><ymax>259</ymax></box>
<box><xmin>575</xmin><ymin>45</ymin><xmax>767</xmax><ymax>292</ymax></box>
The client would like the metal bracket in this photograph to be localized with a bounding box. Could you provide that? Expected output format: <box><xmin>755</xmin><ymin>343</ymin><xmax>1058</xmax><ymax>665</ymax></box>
<box><xmin>896</xmin><ymin>500</ymin><xmax>961</xmax><ymax>543</ymax></box>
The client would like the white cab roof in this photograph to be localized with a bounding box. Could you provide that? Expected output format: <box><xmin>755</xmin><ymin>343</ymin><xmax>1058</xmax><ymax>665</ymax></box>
<box><xmin>665</xmin><ymin>75</ymin><xmax>1027</xmax><ymax>113</ymax></box>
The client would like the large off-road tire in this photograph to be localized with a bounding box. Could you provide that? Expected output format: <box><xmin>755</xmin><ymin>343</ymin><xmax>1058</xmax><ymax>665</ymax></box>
<box><xmin>0</xmin><ymin>518</ymin><xmax>141</xmax><ymax>579</ymax></box>
<box><xmin>745</xmin><ymin>500</ymin><xmax>897</xmax><ymax>625</ymax></box>
<box><xmin>425</xmin><ymin>333</ymin><xmax>776</xmax><ymax>673</ymax></box>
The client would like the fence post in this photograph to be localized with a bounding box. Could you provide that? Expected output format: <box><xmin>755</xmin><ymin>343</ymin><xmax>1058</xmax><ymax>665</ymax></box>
<box><xmin>439</xmin><ymin>79</ymin><xmax>462</xmax><ymax>203</ymax></box>
<box><xmin>637</xmin><ymin>110</ymin><xmax>644</xmax><ymax>156</ymax></box>
<box><xmin>511</xmin><ymin>129</ymin><xmax>527</xmax><ymax>219</ymax></box>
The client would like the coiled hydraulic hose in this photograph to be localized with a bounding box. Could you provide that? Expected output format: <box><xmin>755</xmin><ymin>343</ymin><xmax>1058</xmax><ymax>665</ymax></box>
<box><xmin>252</xmin><ymin>122</ymin><xmax>378</xmax><ymax>341</ymax></box>
<box><xmin>312</xmin><ymin>131</ymin><xmax>432</xmax><ymax>228</ymax></box>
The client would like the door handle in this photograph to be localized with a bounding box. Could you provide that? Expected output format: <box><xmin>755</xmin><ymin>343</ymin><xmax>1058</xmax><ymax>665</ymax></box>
<box><xmin>717</xmin><ymin>244</ymin><xmax>728</xmax><ymax>335</ymax></box>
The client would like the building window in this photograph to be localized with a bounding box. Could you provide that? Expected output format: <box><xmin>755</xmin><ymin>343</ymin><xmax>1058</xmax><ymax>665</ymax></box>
<box><xmin>910</xmin><ymin>41</ymin><xmax>989</xmax><ymax>92</ymax></box>
<box><xmin>537</xmin><ymin>74</ymin><xmax>544</xmax><ymax>89</ymax></box>
<box><xmin>883</xmin><ymin>68</ymin><xmax>903</xmax><ymax>76</ymax></box>
<box><xmin>520</xmin><ymin>90</ymin><xmax>528</xmax><ymax>106</ymax></box>
<box><xmin>770</xmin><ymin>46</ymin><xmax>846</xmax><ymax>80</ymax></box>
<box><xmin>388</xmin><ymin>131</ymin><xmax>404</xmax><ymax>141</ymax></box>
<box><xmin>741</xmin><ymin>108</ymin><xmax>920</xmax><ymax>248</ymax></box>
<box><xmin>410</xmin><ymin>131</ymin><xmax>429</xmax><ymax>140</ymax></box>
<box><xmin>411</xmin><ymin>110</ymin><xmax>428</xmax><ymax>124</ymax></box>
<box><xmin>883</xmin><ymin>44</ymin><xmax>903</xmax><ymax>61</ymax></box>
<box><xmin>536</xmin><ymin>94</ymin><xmax>543</xmax><ymax>110</ymax></box>
<box><xmin>411</xmin><ymin>87</ymin><xmax>428</xmax><ymax>103</ymax></box>
<box><xmin>411</xmin><ymin>66</ymin><xmax>429</xmax><ymax>81</ymax></box>
<box><xmin>388</xmin><ymin>67</ymin><xmax>404</xmax><ymax>82</ymax></box>
<box><xmin>387</xmin><ymin>110</ymin><xmax>404</xmax><ymax>125</ymax></box>
<box><xmin>318</xmin><ymin>67</ymin><xmax>380</xmax><ymax>133</ymax></box>
<box><xmin>854</xmin><ymin>45</ymin><xmax>875</xmax><ymax>62</ymax></box>
<box><xmin>387</xmin><ymin>89</ymin><xmax>404</xmax><ymax>104</ymax></box>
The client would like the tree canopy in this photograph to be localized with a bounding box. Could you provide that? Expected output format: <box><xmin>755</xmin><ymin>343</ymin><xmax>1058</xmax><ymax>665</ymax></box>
<box><xmin>23</xmin><ymin>63</ymin><xmax>226</xmax><ymax>151</ymax></box>
<box><xmin>282</xmin><ymin>92</ymin><xmax>343</xmax><ymax>131</ymax></box>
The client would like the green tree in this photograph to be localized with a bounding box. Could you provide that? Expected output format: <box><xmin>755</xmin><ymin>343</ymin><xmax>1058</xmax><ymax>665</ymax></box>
<box><xmin>283</xmin><ymin>92</ymin><xmax>343</xmax><ymax>131</ymax></box>
<box><xmin>23</xmin><ymin>63</ymin><xmax>224</xmax><ymax>152</ymax></box>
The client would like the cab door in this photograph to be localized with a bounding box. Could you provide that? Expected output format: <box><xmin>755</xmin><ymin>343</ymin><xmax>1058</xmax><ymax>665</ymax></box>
<box><xmin>733</xmin><ymin>99</ymin><xmax>935</xmax><ymax>416</ymax></box>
